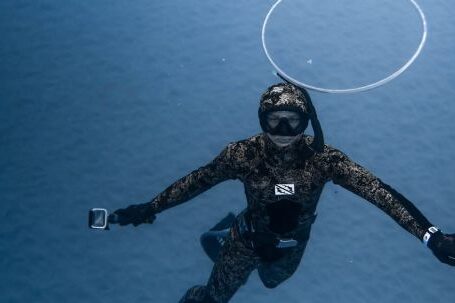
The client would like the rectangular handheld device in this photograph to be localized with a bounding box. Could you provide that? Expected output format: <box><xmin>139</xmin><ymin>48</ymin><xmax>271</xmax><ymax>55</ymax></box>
<box><xmin>88</xmin><ymin>208</ymin><xmax>109</xmax><ymax>229</ymax></box>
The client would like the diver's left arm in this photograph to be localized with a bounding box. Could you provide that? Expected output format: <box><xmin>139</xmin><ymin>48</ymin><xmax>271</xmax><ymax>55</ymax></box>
<box><xmin>322</xmin><ymin>147</ymin><xmax>455</xmax><ymax>266</ymax></box>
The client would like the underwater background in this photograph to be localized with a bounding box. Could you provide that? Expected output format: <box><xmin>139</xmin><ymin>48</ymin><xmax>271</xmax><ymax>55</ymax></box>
<box><xmin>1</xmin><ymin>0</ymin><xmax>454</xmax><ymax>302</ymax></box>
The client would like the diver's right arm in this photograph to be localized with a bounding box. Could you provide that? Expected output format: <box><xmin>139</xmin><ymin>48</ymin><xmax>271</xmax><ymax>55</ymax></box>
<box><xmin>112</xmin><ymin>144</ymin><xmax>241</xmax><ymax>226</ymax></box>
<box><xmin>319</xmin><ymin>145</ymin><xmax>455</xmax><ymax>266</ymax></box>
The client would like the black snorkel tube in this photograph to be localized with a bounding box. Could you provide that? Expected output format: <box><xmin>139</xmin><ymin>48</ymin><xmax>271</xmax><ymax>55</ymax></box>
<box><xmin>275</xmin><ymin>72</ymin><xmax>325</xmax><ymax>153</ymax></box>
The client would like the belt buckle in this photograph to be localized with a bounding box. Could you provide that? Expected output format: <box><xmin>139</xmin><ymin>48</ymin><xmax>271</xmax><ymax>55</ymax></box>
<box><xmin>276</xmin><ymin>238</ymin><xmax>298</xmax><ymax>248</ymax></box>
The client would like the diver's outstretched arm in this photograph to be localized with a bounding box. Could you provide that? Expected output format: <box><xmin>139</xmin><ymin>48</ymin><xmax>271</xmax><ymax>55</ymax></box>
<box><xmin>111</xmin><ymin>144</ymin><xmax>240</xmax><ymax>227</ymax></box>
<box><xmin>322</xmin><ymin>146</ymin><xmax>455</xmax><ymax>266</ymax></box>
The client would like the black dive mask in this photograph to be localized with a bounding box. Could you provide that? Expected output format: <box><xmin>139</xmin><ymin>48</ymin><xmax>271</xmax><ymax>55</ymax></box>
<box><xmin>263</xmin><ymin>112</ymin><xmax>309</xmax><ymax>137</ymax></box>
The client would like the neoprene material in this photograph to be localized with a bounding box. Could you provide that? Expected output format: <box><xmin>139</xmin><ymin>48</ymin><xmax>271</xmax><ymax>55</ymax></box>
<box><xmin>266</xmin><ymin>199</ymin><xmax>302</xmax><ymax>234</ymax></box>
<box><xmin>111</xmin><ymin>82</ymin><xmax>448</xmax><ymax>302</ymax></box>
<box><xmin>200</xmin><ymin>213</ymin><xmax>236</xmax><ymax>263</ymax></box>
<box><xmin>179</xmin><ymin>286</ymin><xmax>217</xmax><ymax>303</ymax></box>
<box><xmin>427</xmin><ymin>231</ymin><xmax>455</xmax><ymax>266</ymax></box>
<box><xmin>112</xmin><ymin>204</ymin><xmax>156</xmax><ymax>226</ymax></box>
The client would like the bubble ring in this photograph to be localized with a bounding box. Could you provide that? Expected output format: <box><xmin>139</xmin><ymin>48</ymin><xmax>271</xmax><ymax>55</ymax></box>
<box><xmin>261</xmin><ymin>0</ymin><xmax>428</xmax><ymax>94</ymax></box>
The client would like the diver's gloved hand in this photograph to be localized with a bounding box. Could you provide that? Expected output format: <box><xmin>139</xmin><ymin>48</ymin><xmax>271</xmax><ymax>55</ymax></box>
<box><xmin>424</xmin><ymin>227</ymin><xmax>455</xmax><ymax>266</ymax></box>
<box><xmin>110</xmin><ymin>203</ymin><xmax>156</xmax><ymax>226</ymax></box>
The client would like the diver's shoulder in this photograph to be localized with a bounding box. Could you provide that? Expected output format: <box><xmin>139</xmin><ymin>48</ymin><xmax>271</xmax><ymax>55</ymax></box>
<box><xmin>313</xmin><ymin>143</ymin><xmax>350</xmax><ymax>163</ymax></box>
<box><xmin>223</xmin><ymin>134</ymin><xmax>264</xmax><ymax>158</ymax></box>
<box><xmin>302</xmin><ymin>135</ymin><xmax>348</xmax><ymax>158</ymax></box>
<box><xmin>227</xmin><ymin>134</ymin><xmax>263</xmax><ymax>148</ymax></box>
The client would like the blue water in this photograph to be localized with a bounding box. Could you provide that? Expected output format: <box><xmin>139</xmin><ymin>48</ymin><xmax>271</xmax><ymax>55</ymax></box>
<box><xmin>1</xmin><ymin>0</ymin><xmax>454</xmax><ymax>302</ymax></box>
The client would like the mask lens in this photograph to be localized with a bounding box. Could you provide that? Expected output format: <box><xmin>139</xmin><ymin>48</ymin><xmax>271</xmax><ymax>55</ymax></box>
<box><xmin>266</xmin><ymin>112</ymin><xmax>304</xmax><ymax>136</ymax></box>
<box><xmin>266</xmin><ymin>116</ymin><xmax>281</xmax><ymax>129</ymax></box>
<box><xmin>286</xmin><ymin>117</ymin><xmax>301</xmax><ymax>130</ymax></box>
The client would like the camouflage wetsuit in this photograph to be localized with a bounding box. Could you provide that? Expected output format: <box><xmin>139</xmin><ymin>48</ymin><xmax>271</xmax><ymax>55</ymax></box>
<box><xmin>147</xmin><ymin>129</ymin><xmax>432</xmax><ymax>302</ymax></box>
<box><xmin>110</xmin><ymin>83</ymin><xmax>453</xmax><ymax>302</ymax></box>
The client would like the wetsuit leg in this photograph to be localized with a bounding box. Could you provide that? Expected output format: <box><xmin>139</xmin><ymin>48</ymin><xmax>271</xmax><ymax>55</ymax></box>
<box><xmin>181</xmin><ymin>235</ymin><xmax>258</xmax><ymax>303</ymax></box>
<box><xmin>200</xmin><ymin>213</ymin><xmax>236</xmax><ymax>263</ymax></box>
<box><xmin>257</xmin><ymin>239</ymin><xmax>309</xmax><ymax>289</ymax></box>
<box><xmin>179</xmin><ymin>285</ymin><xmax>215</xmax><ymax>303</ymax></box>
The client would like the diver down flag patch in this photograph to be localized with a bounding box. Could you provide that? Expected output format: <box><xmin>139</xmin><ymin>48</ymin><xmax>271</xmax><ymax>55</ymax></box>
<box><xmin>274</xmin><ymin>184</ymin><xmax>295</xmax><ymax>195</ymax></box>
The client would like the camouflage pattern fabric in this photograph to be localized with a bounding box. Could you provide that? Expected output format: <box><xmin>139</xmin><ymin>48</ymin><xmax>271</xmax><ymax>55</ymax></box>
<box><xmin>150</xmin><ymin>83</ymin><xmax>432</xmax><ymax>302</ymax></box>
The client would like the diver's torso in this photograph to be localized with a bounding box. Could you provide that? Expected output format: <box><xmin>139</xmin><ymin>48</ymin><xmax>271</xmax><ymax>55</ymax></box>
<box><xmin>238</xmin><ymin>134</ymin><xmax>328</xmax><ymax>234</ymax></box>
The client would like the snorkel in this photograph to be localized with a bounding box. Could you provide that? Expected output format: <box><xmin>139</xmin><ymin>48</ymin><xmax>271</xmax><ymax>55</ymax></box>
<box><xmin>294</xmin><ymin>79</ymin><xmax>325</xmax><ymax>153</ymax></box>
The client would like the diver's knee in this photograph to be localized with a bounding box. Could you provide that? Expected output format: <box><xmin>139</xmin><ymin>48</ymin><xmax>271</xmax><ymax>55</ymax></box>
<box><xmin>262</xmin><ymin>279</ymin><xmax>281</xmax><ymax>289</ymax></box>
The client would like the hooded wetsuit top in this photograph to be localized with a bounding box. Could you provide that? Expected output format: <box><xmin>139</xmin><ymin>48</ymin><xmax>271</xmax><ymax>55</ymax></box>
<box><xmin>148</xmin><ymin>83</ymin><xmax>432</xmax><ymax>242</ymax></box>
<box><xmin>148</xmin><ymin>132</ymin><xmax>431</xmax><ymax>241</ymax></box>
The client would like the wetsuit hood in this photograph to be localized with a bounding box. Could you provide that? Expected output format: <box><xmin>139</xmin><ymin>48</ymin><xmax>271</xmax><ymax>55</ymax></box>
<box><xmin>259</xmin><ymin>83</ymin><xmax>310</xmax><ymax>117</ymax></box>
<box><xmin>258</xmin><ymin>82</ymin><xmax>324</xmax><ymax>153</ymax></box>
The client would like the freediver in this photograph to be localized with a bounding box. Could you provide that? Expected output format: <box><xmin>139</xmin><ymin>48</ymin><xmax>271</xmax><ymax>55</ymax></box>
<box><xmin>112</xmin><ymin>83</ymin><xmax>455</xmax><ymax>303</ymax></box>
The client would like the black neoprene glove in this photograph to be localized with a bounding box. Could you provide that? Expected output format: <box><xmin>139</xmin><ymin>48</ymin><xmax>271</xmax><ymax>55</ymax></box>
<box><xmin>426</xmin><ymin>228</ymin><xmax>455</xmax><ymax>266</ymax></box>
<box><xmin>111</xmin><ymin>203</ymin><xmax>156</xmax><ymax>226</ymax></box>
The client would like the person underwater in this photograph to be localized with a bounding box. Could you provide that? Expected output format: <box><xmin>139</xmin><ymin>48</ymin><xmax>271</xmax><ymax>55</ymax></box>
<box><xmin>112</xmin><ymin>83</ymin><xmax>455</xmax><ymax>303</ymax></box>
